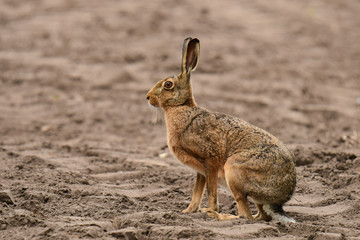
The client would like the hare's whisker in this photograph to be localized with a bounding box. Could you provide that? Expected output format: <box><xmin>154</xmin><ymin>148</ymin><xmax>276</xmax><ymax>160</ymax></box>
<box><xmin>149</xmin><ymin>106</ymin><xmax>164</xmax><ymax>125</ymax></box>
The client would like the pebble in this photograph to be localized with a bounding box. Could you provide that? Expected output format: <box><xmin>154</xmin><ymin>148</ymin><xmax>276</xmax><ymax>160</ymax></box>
<box><xmin>159</xmin><ymin>152</ymin><xmax>169</xmax><ymax>159</ymax></box>
<box><xmin>0</xmin><ymin>191</ymin><xmax>15</xmax><ymax>205</ymax></box>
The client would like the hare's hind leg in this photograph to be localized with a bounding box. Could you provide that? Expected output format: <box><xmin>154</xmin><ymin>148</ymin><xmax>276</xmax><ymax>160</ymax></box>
<box><xmin>223</xmin><ymin>159</ymin><xmax>254</xmax><ymax>220</ymax></box>
<box><xmin>183</xmin><ymin>173</ymin><xmax>206</xmax><ymax>213</ymax></box>
<box><xmin>253</xmin><ymin>203</ymin><xmax>272</xmax><ymax>221</ymax></box>
<box><xmin>224</xmin><ymin>158</ymin><xmax>271</xmax><ymax>221</ymax></box>
<box><xmin>227</xmin><ymin>186</ymin><xmax>253</xmax><ymax>220</ymax></box>
<box><xmin>201</xmin><ymin>176</ymin><xmax>252</xmax><ymax>221</ymax></box>
<box><xmin>201</xmin><ymin>159</ymin><xmax>254</xmax><ymax>221</ymax></box>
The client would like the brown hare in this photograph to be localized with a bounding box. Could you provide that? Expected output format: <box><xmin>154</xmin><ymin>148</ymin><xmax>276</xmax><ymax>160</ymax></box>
<box><xmin>146</xmin><ymin>37</ymin><xmax>296</xmax><ymax>223</ymax></box>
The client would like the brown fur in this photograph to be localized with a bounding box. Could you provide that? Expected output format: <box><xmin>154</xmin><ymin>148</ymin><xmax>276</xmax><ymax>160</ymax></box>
<box><xmin>146</xmin><ymin>37</ymin><xmax>296</xmax><ymax>222</ymax></box>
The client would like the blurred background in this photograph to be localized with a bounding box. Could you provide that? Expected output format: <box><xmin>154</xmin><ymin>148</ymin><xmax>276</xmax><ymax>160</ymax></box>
<box><xmin>0</xmin><ymin>0</ymin><xmax>359</xmax><ymax>239</ymax></box>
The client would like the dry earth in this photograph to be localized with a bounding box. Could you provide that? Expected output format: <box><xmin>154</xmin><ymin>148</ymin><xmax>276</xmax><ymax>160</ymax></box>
<box><xmin>1</xmin><ymin>0</ymin><xmax>360</xmax><ymax>239</ymax></box>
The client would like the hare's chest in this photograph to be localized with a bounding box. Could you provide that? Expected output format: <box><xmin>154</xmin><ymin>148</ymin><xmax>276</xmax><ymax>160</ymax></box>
<box><xmin>167</xmin><ymin>137</ymin><xmax>205</xmax><ymax>174</ymax></box>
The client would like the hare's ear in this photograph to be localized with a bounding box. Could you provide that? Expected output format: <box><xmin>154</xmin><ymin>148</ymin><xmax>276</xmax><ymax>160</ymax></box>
<box><xmin>181</xmin><ymin>37</ymin><xmax>200</xmax><ymax>76</ymax></box>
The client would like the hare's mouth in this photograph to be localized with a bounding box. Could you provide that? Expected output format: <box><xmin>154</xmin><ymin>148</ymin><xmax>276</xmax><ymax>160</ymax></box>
<box><xmin>147</xmin><ymin>101</ymin><xmax>157</xmax><ymax>107</ymax></box>
<box><xmin>147</xmin><ymin>97</ymin><xmax>159</xmax><ymax>108</ymax></box>
<box><xmin>147</xmin><ymin>100</ymin><xmax>164</xmax><ymax>124</ymax></box>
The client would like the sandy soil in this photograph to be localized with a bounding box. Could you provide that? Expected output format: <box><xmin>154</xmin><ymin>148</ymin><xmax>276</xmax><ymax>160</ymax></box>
<box><xmin>1</xmin><ymin>0</ymin><xmax>360</xmax><ymax>239</ymax></box>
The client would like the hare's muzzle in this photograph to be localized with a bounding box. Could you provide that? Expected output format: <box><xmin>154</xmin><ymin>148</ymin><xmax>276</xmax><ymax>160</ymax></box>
<box><xmin>146</xmin><ymin>92</ymin><xmax>158</xmax><ymax>107</ymax></box>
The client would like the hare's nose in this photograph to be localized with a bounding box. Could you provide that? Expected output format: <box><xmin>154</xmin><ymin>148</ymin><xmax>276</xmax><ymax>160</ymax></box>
<box><xmin>146</xmin><ymin>94</ymin><xmax>150</xmax><ymax>100</ymax></box>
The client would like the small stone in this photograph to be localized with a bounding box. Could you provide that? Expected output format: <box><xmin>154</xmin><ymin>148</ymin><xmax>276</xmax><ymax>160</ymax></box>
<box><xmin>0</xmin><ymin>191</ymin><xmax>15</xmax><ymax>205</ymax></box>
<box><xmin>41</xmin><ymin>125</ymin><xmax>52</xmax><ymax>132</ymax></box>
<box><xmin>0</xmin><ymin>223</ymin><xmax>7</xmax><ymax>230</ymax></box>
<box><xmin>159</xmin><ymin>152</ymin><xmax>169</xmax><ymax>159</ymax></box>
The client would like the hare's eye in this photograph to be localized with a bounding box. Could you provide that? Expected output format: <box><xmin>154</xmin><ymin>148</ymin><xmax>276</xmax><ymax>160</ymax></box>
<box><xmin>164</xmin><ymin>81</ymin><xmax>174</xmax><ymax>89</ymax></box>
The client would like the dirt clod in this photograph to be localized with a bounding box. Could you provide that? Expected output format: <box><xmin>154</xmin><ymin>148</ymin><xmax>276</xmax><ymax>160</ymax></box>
<box><xmin>0</xmin><ymin>191</ymin><xmax>15</xmax><ymax>205</ymax></box>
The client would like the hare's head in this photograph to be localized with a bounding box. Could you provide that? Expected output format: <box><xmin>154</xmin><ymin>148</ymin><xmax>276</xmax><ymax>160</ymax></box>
<box><xmin>146</xmin><ymin>38</ymin><xmax>200</xmax><ymax>109</ymax></box>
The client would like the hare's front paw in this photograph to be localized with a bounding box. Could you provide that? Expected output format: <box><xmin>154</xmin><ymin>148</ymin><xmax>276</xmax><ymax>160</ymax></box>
<box><xmin>201</xmin><ymin>208</ymin><xmax>239</xmax><ymax>221</ymax></box>
<box><xmin>182</xmin><ymin>206</ymin><xmax>199</xmax><ymax>213</ymax></box>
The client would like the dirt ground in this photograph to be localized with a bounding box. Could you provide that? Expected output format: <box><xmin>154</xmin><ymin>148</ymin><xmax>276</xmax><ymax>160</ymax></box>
<box><xmin>1</xmin><ymin>0</ymin><xmax>360</xmax><ymax>239</ymax></box>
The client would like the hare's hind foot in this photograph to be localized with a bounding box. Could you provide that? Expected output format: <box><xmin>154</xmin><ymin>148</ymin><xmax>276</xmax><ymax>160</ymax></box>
<box><xmin>253</xmin><ymin>212</ymin><xmax>272</xmax><ymax>221</ymax></box>
<box><xmin>253</xmin><ymin>203</ymin><xmax>272</xmax><ymax>221</ymax></box>
<box><xmin>201</xmin><ymin>208</ymin><xmax>239</xmax><ymax>221</ymax></box>
<box><xmin>200</xmin><ymin>206</ymin><xmax>271</xmax><ymax>222</ymax></box>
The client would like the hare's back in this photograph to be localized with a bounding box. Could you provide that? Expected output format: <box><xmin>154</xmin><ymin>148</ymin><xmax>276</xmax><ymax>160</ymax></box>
<box><xmin>179</xmin><ymin>107</ymin><xmax>292</xmax><ymax>162</ymax></box>
<box><xmin>179</xmin><ymin>108</ymin><xmax>269</xmax><ymax>159</ymax></box>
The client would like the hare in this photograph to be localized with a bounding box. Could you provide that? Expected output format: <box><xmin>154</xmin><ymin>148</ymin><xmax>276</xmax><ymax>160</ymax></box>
<box><xmin>146</xmin><ymin>37</ymin><xmax>296</xmax><ymax>223</ymax></box>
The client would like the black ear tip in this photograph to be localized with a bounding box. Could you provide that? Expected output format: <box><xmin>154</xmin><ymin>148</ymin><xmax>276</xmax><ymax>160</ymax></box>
<box><xmin>184</xmin><ymin>37</ymin><xmax>199</xmax><ymax>43</ymax></box>
<box><xmin>189</xmin><ymin>38</ymin><xmax>200</xmax><ymax>45</ymax></box>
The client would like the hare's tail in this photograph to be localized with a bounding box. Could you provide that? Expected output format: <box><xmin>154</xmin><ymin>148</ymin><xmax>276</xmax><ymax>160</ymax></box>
<box><xmin>263</xmin><ymin>204</ymin><xmax>296</xmax><ymax>223</ymax></box>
